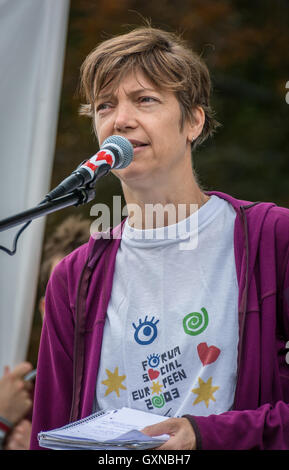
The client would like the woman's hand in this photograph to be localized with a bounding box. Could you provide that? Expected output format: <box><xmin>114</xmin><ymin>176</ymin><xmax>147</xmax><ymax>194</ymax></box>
<box><xmin>141</xmin><ymin>417</ymin><xmax>196</xmax><ymax>450</ymax></box>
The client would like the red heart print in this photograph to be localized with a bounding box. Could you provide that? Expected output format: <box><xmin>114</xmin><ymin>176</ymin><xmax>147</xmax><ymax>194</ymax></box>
<box><xmin>197</xmin><ymin>342</ymin><xmax>221</xmax><ymax>366</ymax></box>
<box><xmin>148</xmin><ymin>369</ymin><xmax>160</xmax><ymax>380</ymax></box>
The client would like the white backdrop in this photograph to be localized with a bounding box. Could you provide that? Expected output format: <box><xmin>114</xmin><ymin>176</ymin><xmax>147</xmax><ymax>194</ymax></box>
<box><xmin>0</xmin><ymin>0</ymin><xmax>70</xmax><ymax>372</ymax></box>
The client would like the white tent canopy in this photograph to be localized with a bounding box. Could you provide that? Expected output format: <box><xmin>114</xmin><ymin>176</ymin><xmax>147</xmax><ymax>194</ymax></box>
<box><xmin>0</xmin><ymin>0</ymin><xmax>70</xmax><ymax>372</ymax></box>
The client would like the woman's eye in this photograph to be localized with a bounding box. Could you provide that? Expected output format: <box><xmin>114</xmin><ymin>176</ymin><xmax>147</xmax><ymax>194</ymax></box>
<box><xmin>96</xmin><ymin>103</ymin><xmax>111</xmax><ymax>112</ymax></box>
<box><xmin>139</xmin><ymin>96</ymin><xmax>157</xmax><ymax>103</ymax></box>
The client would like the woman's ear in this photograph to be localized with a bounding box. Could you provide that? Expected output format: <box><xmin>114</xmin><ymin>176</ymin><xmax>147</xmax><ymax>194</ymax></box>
<box><xmin>188</xmin><ymin>106</ymin><xmax>205</xmax><ymax>142</ymax></box>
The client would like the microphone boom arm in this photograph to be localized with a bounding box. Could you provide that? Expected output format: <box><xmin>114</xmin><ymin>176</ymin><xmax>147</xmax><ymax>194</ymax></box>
<box><xmin>0</xmin><ymin>163</ymin><xmax>110</xmax><ymax>233</ymax></box>
<box><xmin>0</xmin><ymin>188</ymin><xmax>94</xmax><ymax>232</ymax></box>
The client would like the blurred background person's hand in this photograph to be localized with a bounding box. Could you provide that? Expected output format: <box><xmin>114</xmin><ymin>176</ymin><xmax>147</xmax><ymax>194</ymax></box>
<box><xmin>0</xmin><ymin>361</ymin><xmax>33</xmax><ymax>449</ymax></box>
<box><xmin>3</xmin><ymin>419</ymin><xmax>32</xmax><ymax>450</ymax></box>
<box><xmin>0</xmin><ymin>362</ymin><xmax>33</xmax><ymax>425</ymax></box>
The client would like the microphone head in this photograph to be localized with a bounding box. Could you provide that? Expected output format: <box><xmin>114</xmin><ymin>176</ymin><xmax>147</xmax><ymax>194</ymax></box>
<box><xmin>102</xmin><ymin>135</ymin><xmax>134</xmax><ymax>169</ymax></box>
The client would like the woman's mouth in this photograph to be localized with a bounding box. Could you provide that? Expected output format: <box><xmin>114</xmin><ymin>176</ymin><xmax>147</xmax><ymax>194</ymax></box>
<box><xmin>133</xmin><ymin>144</ymin><xmax>149</xmax><ymax>154</ymax></box>
<box><xmin>129</xmin><ymin>140</ymin><xmax>149</xmax><ymax>154</ymax></box>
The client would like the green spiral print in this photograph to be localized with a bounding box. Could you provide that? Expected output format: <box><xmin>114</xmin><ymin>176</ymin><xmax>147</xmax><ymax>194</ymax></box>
<box><xmin>183</xmin><ymin>308</ymin><xmax>209</xmax><ymax>336</ymax></box>
<box><xmin>152</xmin><ymin>394</ymin><xmax>165</xmax><ymax>408</ymax></box>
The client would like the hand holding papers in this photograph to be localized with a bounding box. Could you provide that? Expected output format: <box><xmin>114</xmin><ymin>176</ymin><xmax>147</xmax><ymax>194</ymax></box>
<box><xmin>38</xmin><ymin>407</ymin><xmax>170</xmax><ymax>450</ymax></box>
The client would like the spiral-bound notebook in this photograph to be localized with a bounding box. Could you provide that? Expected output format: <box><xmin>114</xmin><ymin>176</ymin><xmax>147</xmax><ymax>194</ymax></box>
<box><xmin>38</xmin><ymin>407</ymin><xmax>170</xmax><ymax>450</ymax></box>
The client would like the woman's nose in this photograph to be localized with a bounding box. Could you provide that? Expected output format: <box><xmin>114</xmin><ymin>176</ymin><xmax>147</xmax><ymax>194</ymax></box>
<box><xmin>113</xmin><ymin>102</ymin><xmax>137</xmax><ymax>132</ymax></box>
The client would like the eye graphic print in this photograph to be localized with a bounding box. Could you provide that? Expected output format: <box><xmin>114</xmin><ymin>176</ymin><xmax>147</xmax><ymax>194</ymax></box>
<box><xmin>132</xmin><ymin>316</ymin><xmax>159</xmax><ymax>345</ymax></box>
<box><xmin>148</xmin><ymin>353</ymin><xmax>160</xmax><ymax>368</ymax></box>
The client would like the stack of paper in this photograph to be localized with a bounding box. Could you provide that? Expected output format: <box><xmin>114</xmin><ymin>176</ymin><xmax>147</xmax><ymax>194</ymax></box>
<box><xmin>38</xmin><ymin>407</ymin><xmax>170</xmax><ymax>450</ymax></box>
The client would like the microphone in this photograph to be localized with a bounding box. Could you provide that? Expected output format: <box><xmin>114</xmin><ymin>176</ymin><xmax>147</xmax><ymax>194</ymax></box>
<box><xmin>44</xmin><ymin>135</ymin><xmax>133</xmax><ymax>201</ymax></box>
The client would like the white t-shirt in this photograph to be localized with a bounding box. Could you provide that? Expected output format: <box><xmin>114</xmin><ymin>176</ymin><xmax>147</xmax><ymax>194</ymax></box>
<box><xmin>95</xmin><ymin>195</ymin><xmax>239</xmax><ymax>417</ymax></box>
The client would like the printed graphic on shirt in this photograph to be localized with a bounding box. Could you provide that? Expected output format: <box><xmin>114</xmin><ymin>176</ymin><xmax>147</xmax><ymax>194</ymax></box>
<box><xmin>131</xmin><ymin>345</ymin><xmax>187</xmax><ymax>413</ymax></box>
<box><xmin>101</xmin><ymin>367</ymin><xmax>127</xmax><ymax>397</ymax></box>
<box><xmin>148</xmin><ymin>353</ymin><xmax>160</xmax><ymax>368</ymax></box>
<box><xmin>151</xmin><ymin>380</ymin><xmax>163</xmax><ymax>394</ymax></box>
<box><xmin>148</xmin><ymin>368</ymin><xmax>160</xmax><ymax>380</ymax></box>
<box><xmin>132</xmin><ymin>316</ymin><xmax>159</xmax><ymax>345</ymax></box>
<box><xmin>197</xmin><ymin>342</ymin><xmax>221</xmax><ymax>366</ymax></box>
<box><xmin>191</xmin><ymin>376</ymin><xmax>219</xmax><ymax>408</ymax></box>
<box><xmin>183</xmin><ymin>308</ymin><xmax>209</xmax><ymax>336</ymax></box>
<box><xmin>152</xmin><ymin>394</ymin><xmax>166</xmax><ymax>408</ymax></box>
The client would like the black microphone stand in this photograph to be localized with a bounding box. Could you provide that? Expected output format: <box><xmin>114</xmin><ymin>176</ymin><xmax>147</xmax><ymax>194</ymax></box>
<box><xmin>0</xmin><ymin>164</ymin><xmax>110</xmax><ymax>254</ymax></box>
<box><xmin>0</xmin><ymin>187</ymin><xmax>96</xmax><ymax>232</ymax></box>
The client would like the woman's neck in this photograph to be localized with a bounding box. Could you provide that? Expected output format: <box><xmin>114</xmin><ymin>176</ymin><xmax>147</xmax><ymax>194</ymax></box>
<box><xmin>121</xmin><ymin>174</ymin><xmax>209</xmax><ymax>230</ymax></box>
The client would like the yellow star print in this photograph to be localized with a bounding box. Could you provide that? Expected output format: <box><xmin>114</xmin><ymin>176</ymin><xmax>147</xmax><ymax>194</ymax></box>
<box><xmin>191</xmin><ymin>376</ymin><xmax>219</xmax><ymax>408</ymax></box>
<box><xmin>101</xmin><ymin>367</ymin><xmax>127</xmax><ymax>397</ymax></box>
<box><xmin>150</xmin><ymin>381</ymin><xmax>163</xmax><ymax>395</ymax></box>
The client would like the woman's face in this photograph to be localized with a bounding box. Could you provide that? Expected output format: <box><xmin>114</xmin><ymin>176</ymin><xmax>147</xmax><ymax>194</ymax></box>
<box><xmin>93</xmin><ymin>69</ymin><xmax>199</xmax><ymax>189</ymax></box>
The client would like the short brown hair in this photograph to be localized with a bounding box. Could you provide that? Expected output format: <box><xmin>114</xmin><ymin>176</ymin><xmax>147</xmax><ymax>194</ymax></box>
<box><xmin>79</xmin><ymin>26</ymin><xmax>219</xmax><ymax>150</ymax></box>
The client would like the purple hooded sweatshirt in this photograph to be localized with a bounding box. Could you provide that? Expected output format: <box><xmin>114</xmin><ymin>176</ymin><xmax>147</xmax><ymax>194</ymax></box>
<box><xmin>30</xmin><ymin>191</ymin><xmax>289</xmax><ymax>450</ymax></box>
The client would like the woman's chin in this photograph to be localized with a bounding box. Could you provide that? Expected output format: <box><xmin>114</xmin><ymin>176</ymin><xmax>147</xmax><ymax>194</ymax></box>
<box><xmin>112</xmin><ymin>161</ymin><xmax>151</xmax><ymax>185</ymax></box>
